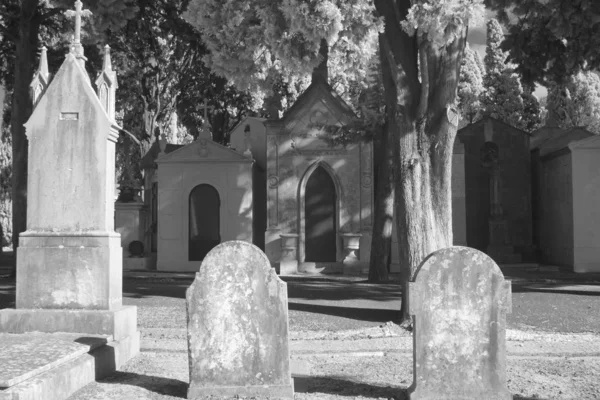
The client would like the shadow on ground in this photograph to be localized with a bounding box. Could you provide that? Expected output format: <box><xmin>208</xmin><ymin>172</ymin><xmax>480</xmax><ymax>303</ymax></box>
<box><xmin>289</xmin><ymin>302</ymin><xmax>399</xmax><ymax>323</ymax></box>
<box><xmin>293</xmin><ymin>375</ymin><xmax>407</xmax><ymax>398</ymax></box>
<box><xmin>100</xmin><ymin>371</ymin><xmax>187</xmax><ymax>398</ymax></box>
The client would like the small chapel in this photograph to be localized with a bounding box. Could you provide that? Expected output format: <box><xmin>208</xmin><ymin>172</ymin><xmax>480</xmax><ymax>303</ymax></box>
<box><xmin>115</xmin><ymin>56</ymin><xmax>600</xmax><ymax>275</ymax></box>
<box><xmin>126</xmin><ymin>62</ymin><xmax>377</xmax><ymax>274</ymax></box>
<box><xmin>117</xmin><ymin>62</ymin><xmax>474</xmax><ymax>274</ymax></box>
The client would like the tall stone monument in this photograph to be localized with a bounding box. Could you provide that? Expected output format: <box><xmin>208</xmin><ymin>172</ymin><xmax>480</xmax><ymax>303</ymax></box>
<box><xmin>0</xmin><ymin>0</ymin><xmax>139</xmax><ymax>363</ymax></box>
<box><xmin>408</xmin><ymin>246</ymin><xmax>512</xmax><ymax>400</ymax></box>
<box><xmin>186</xmin><ymin>241</ymin><xmax>294</xmax><ymax>399</ymax></box>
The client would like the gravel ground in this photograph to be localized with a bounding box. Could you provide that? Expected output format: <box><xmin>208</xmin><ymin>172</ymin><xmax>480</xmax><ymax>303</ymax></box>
<box><xmin>69</xmin><ymin>329</ymin><xmax>600</xmax><ymax>400</ymax></box>
<box><xmin>2</xmin><ymin>272</ymin><xmax>599</xmax><ymax>399</ymax></box>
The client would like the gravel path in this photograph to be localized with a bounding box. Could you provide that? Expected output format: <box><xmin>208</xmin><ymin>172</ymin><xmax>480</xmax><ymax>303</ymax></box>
<box><xmin>69</xmin><ymin>326</ymin><xmax>600</xmax><ymax>400</ymax></box>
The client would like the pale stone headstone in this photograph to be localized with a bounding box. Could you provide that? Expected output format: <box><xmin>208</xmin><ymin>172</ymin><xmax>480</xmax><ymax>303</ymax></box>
<box><xmin>186</xmin><ymin>240</ymin><xmax>294</xmax><ymax>399</ymax></box>
<box><xmin>408</xmin><ymin>246</ymin><xmax>512</xmax><ymax>400</ymax></box>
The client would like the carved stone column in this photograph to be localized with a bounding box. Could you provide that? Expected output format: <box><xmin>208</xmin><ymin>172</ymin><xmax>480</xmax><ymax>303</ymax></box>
<box><xmin>482</xmin><ymin>142</ymin><xmax>518</xmax><ymax>263</ymax></box>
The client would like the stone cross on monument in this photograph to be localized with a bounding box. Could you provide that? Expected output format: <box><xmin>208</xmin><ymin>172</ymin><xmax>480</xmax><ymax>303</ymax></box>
<box><xmin>198</xmin><ymin>99</ymin><xmax>213</xmax><ymax>139</ymax></box>
<box><xmin>65</xmin><ymin>0</ymin><xmax>92</xmax><ymax>62</ymax></box>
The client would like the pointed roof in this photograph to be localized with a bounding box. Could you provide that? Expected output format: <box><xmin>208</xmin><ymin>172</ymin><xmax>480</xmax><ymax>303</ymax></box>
<box><xmin>284</xmin><ymin>81</ymin><xmax>355</xmax><ymax>122</ymax></box>
<box><xmin>24</xmin><ymin>52</ymin><xmax>118</xmax><ymax>142</ymax></box>
<box><xmin>140</xmin><ymin>141</ymin><xmax>184</xmax><ymax>170</ymax></box>
<box><xmin>280</xmin><ymin>80</ymin><xmax>356</xmax><ymax>135</ymax></box>
<box><xmin>30</xmin><ymin>46</ymin><xmax>51</xmax><ymax>107</ymax></box>
<box><xmin>95</xmin><ymin>45</ymin><xmax>118</xmax><ymax>88</ymax></box>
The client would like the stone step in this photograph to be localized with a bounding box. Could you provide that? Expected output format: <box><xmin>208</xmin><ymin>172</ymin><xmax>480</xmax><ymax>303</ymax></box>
<box><xmin>0</xmin><ymin>333</ymin><xmax>108</xmax><ymax>400</ymax></box>
<box><xmin>0</xmin><ymin>331</ymin><xmax>140</xmax><ymax>400</ymax></box>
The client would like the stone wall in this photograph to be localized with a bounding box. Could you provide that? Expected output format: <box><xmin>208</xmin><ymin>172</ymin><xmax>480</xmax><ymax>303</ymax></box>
<box><xmin>539</xmin><ymin>151</ymin><xmax>574</xmax><ymax>267</ymax></box>
<box><xmin>264</xmin><ymin>130</ymin><xmax>368</xmax><ymax>266</ymax></box>
<box><xmin>459</xmin><ymin>118</ymin><xmax>532</xmax><ymax>258</ymax></box>
<box><xmin>571</xmin><ymin>149</ymin><xmax>600</xmax><ymax>272</ymax></box>
<box><xmin>156</xmin><ymin>162</ymin><xmax>253</xmax><ymax>271</ymax></box>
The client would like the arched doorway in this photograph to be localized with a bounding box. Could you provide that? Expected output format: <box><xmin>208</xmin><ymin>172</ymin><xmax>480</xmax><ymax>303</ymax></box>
<box><xmin>304</xmin><ymin>166</ymin><xmax>336</xmax><ymax>262</ymax></box>
<box><xmin>189</xmin><ymin>184</ymin><xmax>220</xmax><ymax>261</ymax></box>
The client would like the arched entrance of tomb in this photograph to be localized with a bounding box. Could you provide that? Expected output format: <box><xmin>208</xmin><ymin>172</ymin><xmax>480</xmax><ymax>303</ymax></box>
<box><xmin>188</xmin><ymin>184</ymin><xmax>221</xmax><ymax>261</ymax></box>
<box><xmin>301</xmin><ymin>164</ymin><xmax>337</xmax><ymax>262</ymax></box>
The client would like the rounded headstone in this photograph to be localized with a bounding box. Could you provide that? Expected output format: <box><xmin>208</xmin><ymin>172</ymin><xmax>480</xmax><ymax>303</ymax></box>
<box><xmin>186</xmin><ymin>240</ymin><xmax>293</xmax><ymax>399</ymax></box>
<box><xmin>408</xmin><ymin>246</ymin><xmax>512</xmax><ymax>400</ymax></box>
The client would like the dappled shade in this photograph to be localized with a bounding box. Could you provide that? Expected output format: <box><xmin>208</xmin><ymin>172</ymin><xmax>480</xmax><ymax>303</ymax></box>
<box><xmin>305</xmin><ymin>166</ymin><xmax>336</xmax><ymax>262</ymax></box>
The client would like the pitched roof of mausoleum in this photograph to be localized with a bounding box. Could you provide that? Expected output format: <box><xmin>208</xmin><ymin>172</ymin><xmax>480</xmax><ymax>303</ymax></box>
<box><xmin>140</xmin><ymin>141</ymin><xmax>184</xmax><ymax>169</ymax></box>
<box><xmin>457</xmin><ymin>116</ymin><xmax>531</xmax><ymax>139</ymax></box>
<box><xmin>156</xmin><ymin>137</ymin><xmax>252</xmax><ymax>164</ymax></box>
<box><xmin>281</xmin><ymin>80</ymin><xmax>356</xmax><ymax>128</ymax></box>
<box><xmin>535</xmin><ymin>126</ymin><xmax>599</xmax><ymax>157</ymax></box>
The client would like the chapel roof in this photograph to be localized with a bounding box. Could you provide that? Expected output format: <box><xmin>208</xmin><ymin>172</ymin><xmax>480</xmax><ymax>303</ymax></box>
<box><xmin>281</xmin><ymin>80</ymin><xmax>356</xmax><ymax>125</ymax></box>
<box><xmin>140</xmin><ymin>141</ymin><xmax>184</xmax><ymax>169</ymax></box>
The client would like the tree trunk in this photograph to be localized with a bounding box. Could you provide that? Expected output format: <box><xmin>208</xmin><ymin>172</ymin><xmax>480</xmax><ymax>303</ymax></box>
<box><xmin>10</xmin><ymin>0</ymin><xmax>40</xmax><ymax>276</ymax></box>
<box><xmin>368</xmin><ymin>118</ymin><xmax>395</xmax><ymax>282</ymax></box>
<box><xmin>375</xmin><ymin>0</ymin><xmax>467</xmax><ymax>325</ymax></box>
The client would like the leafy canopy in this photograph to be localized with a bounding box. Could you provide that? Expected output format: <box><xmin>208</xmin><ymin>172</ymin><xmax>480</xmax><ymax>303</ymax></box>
<box><xmin>486</xmin><ymin>0</ymin><xmax>600</xmax><ymax>85</ymax></box>
<box><xmin>184</xmin><ymin>0</ymin><xmax>382</xmax><ymax>107</ymax></box>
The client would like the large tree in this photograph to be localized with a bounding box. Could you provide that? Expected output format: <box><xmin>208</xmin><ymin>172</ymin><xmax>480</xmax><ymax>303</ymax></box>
<box><xmin>185</xmin><ymin>1</ymin><xmax>482</xmax><ymax>315</ymax></box>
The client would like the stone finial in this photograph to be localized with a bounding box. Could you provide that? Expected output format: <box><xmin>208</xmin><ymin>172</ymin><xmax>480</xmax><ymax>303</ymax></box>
<box><xmin>170</xmin><ymin>111</ymin><xmax>178</xmax><ymax>143</ymax></box>
<box><xmin>65</xmin><ymin>0</ymin><xmax>92</xmax><ymax>65</ymax></box>
<box><xmin>198</xmin><ymin>99</ymin><xmax>212</xmax><ymax>140</ymax></box>
<box><xmin>95</xmin><ymin>45</ymin><xmax>118</xmax><ymax>120</ymax></box>
<box><xmin>102</xmin><ymin>44</ymin><xmax>113</xmax><ymax>71</ymax></box>
<box><xmin>545</xmin><ymin>108</ymin><xmax>560</xmax><ymax>128</ymax></box>
<box><xmin>243</xmin><ymin>124</ymin><xmax>253</xmax><ymax>157</ymax></box>
<box><xmin>311</xmin><ymin>39</ymin><xmax>329</xmax><ymax>84</ymax></box>
<box><xmin>158</xmin><ymin>133</ymin><xmax>168</xmax><ymax>157</ymax></box>
<box><xmin>484</xmin><ymin>118</ymin><xmax>494</xmax><ymax>142</ymax></box>
<box><xmin>30</xmin><ymin>46</ymin><xmax>51</xmax><ymax>108</ymax></box>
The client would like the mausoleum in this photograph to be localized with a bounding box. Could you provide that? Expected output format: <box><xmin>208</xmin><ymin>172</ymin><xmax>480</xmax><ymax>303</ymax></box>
<box><xmin>531</xmin><ymin>123</ymin><xmax>600</xmax><ymax>272</ymax></box>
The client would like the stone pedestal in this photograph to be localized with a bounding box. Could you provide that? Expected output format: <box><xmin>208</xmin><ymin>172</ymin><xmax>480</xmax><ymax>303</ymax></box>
<box><xmin>115</xmin><ymin>201</ymin><xmax>155</xmax><ymax>270</ymax></box>
<box><xmin>487</xmin><ymin>219</ymin><xmax>521</xmax><ymax>264</ymax></box>
<box><xmin>341</xmin><ymin>233</ymin><xmax>365</xmax><ymax>275</ymax></box>
<box><xmin>279</xmin><ymin>233</ymin><xmax>298</xmax><ymax>275</ymax></box>
<box><xmin>16</xmin><ymin>232</ymin><xmax>122</xmax><ymax>310</ymax></box>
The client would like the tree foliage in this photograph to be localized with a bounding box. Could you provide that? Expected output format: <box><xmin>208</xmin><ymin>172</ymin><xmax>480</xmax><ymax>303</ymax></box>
<box><xmin>487</xmin><ymin>0</ymin><xmax>600</xmax><ymax>85</ymax></box>
<box><xmin>480</xmin><ymin>18</ymin><xmax>541</xmax><ymax>132</ymax></box>
<box><xmin>547</xmin><ymin>71</ymin><xmax>600</xmax><ymax>134</ymax></box>
<box><xmin>184</xmin><ymin>0</ymin><xmax>382</xmax><ymax>109</ymax></box>
<box><xmin>457</xmin><ymin>43</ymin><xmax>484</xmax><ymax>125</ymax></box>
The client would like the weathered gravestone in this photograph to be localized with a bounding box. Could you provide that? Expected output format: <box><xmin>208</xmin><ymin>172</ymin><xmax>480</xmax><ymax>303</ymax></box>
<box><xmin>408</xmin><ymin>246</ymin><xmax>512</xmax><ymax>400</ymax></box>
<box><xmin>186</xmin><ymin>240</ymin><xmax>294</xmax><ymax>399</ymax></box>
